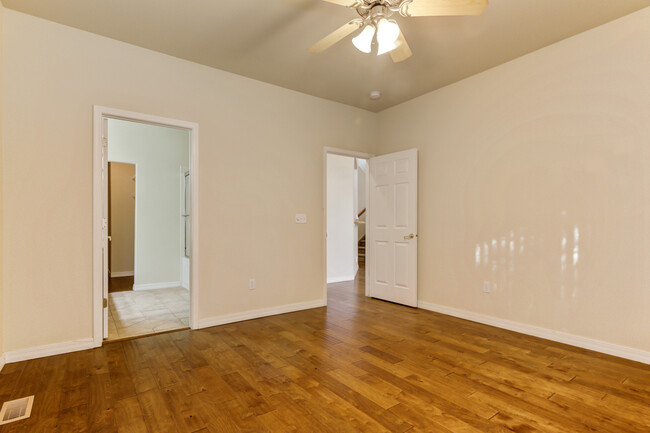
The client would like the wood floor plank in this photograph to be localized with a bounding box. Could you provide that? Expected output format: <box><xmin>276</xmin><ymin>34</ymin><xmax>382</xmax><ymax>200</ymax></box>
<box><xmin>113</xmin><ymin>396</ymin><xmax>148</xmax><ymax>433</ymax></box>
<box><xmin>136</xmin><ymin>388</ymin><xmax>179</xmax><ymax>433</ymax></box>
<box><xmin>106</xmin><ymin>344</ymin><xmax>137</xmax><ymax>402</ymax></box>
<box><xmin>56</xmin><ymin>404</ymin><xmax>88</xmax><ymax>433</ymax></box>
<box><xmin>220</xmin><ymin>371</ymin><xmax>273</xmax><ymax>416</ymax></box>
<box><xmin>190</xmin><ymin>390</ymin><xmax>242</xmax><ymax>432</ymax></box>
<box><xmin>87</xmin><ymin>372</ymin><xmax>117</xmax><ymax>433</ymax></box>
<box><xmin>161</xmin><ymin>384</ymin><xmax>207</xmax><ymax>432</ymax></box>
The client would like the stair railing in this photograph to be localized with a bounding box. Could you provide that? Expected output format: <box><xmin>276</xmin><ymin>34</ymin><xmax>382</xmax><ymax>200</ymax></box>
<box><xmin>354</xmin><ymin>208</ymin><xmax>367</xmax><ymax>225</ymax></box>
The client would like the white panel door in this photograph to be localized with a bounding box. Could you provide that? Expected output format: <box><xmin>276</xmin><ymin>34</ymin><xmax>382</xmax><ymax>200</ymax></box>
<box><xmin>367</xmin><ymin>149</ymin><xmax>418</xmax><ymax>307</ymax></box>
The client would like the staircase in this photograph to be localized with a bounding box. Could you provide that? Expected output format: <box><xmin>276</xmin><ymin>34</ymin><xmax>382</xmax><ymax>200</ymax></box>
<box><xmin>358</xmin><ymin>236</ymin><xmax>366</xmax><ymax>266</ymax></box>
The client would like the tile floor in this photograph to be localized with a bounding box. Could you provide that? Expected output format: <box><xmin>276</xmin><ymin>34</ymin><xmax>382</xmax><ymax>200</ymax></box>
<box><xmin>107</xmin><ymin>286</ymin><xmax>190</xmax><ymax>340</ymax></box>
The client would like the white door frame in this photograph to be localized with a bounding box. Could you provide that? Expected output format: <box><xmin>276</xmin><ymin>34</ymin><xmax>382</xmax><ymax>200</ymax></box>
<box><xmin>93</xmin><ymin>106</ymin><xmax>200</xmax><ymax>347</ymax></box>
<box><xmin>323</xmin><ymin>147</ymin><xmax>374</xmax><ymax>303</ymax></box>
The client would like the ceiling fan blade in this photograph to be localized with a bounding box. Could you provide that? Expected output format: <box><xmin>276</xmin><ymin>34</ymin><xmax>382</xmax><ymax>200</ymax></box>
<box><xmin>308</xmin><ymin>20</ymin><xmax>362</xmax><ymax>54</ymax></box>
<box><xmin>402</xmin><ymin>0</ymin><xmax>488</xmax><ymax>17</ymax></box>
<box><xmin>320</xmin><ymin>0</ymin><xmax>358</xmax><ymax>6</ymax></box>
<box><xmin>390</xmin><ymin>32</ymin><xmax>412</xmax><ymax>63</ymax></box>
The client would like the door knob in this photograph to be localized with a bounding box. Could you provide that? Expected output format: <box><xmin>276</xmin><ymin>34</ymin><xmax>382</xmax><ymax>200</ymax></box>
<box><xmin>107</xmin><ymin>236</ymin><xmax>112</xmax><ymax>242</ymax></box>
<box><xmin>404</xmin><ymin>233</ymin><xmax>415</xmax><ymax>240</ymax></box>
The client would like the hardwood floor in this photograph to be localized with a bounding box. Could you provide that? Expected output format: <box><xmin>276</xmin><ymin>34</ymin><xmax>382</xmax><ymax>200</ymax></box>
<box><xmin>109</xmin><ymin>276</ymin><xmax>134</xmax><ymax>293</ymax></box>
<box><xmin>1</xmin><ymin>270</ymin><xmax>649</xmax><ymax>432</ymax></box>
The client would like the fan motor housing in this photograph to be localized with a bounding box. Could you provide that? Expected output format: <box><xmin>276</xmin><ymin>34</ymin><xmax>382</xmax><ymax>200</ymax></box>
<box><xmin>355</xmin><ymin>0</ymin><xmax>409</xmax><ymax>19</ymax></box>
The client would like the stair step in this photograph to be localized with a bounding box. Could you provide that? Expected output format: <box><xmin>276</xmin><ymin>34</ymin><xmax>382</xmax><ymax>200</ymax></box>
<box><xmin>358</xmin><ymin>235</ymin><xmax>366</xmax><ymax>264</ymax></box>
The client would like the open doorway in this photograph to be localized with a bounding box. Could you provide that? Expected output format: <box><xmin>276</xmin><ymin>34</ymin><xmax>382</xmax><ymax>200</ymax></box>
<box><xmin>324</xmin><ymin>148</ymin><xmax>418</xmax><ymax>308</ymax></box>
<box><xmin>93</xmin><ymin>109</ymin><xmax>197</xmax><ymax>343</ymax></box>
<box><xmin>105</xmin><ymin>118</ymin><xmax>190</xmax><ymax>340</ymax></box>
<box><xmin>325</xmin><ymin>149</ymin><xmax>371</xmax><ymax>301</ymax></box>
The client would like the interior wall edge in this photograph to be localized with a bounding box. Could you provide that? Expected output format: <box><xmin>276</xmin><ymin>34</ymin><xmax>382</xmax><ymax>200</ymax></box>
<box><xmin>132</xmin><ymin>281</ymin><xmax>181</xmax><ymax>291</ymax></box>
<box><xmin>198</xmin><ymin>299</ymin><xmax>326</xmax><ymax>329</ymax></box>
<box><xmin>3</xmin><ymin>338</ymin><xmax>94</xmax><ymax>364</ymax></box>
<box><xmin>418</xmin><ymin>301</ymin><xmax>650</xmax><ymax>365</ymax></box>
<box><xmin>109</xmin><ymin>271</ymin><xmax>134</xmax><ymax>278</ymax></box>
<box><xmin>327</xmin><ymin>276</ymin><xmax>357</xmax><ymax>284</ymax></box>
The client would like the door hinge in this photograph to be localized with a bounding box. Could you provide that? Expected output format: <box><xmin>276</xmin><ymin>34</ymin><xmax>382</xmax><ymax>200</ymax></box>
<box><xmin>103</xmin><ymin>298</ymin><xmax>108</xmax><ymax>308</ymax></box>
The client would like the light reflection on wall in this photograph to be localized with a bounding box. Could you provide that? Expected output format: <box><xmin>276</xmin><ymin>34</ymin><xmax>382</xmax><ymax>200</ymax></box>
<box><xmin>474</xmin><ymin>211</ymin><xmax>580</xmax><ymax>298</ymax></box>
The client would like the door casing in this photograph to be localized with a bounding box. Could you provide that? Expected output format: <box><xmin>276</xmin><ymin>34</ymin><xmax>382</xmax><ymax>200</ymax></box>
<box><xmin>92</xmin><ymin>106</ymin><xmax>200</xmax><ymax>347</ymax></box>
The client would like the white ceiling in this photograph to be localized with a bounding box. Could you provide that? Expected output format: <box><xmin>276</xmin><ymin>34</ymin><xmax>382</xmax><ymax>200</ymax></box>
<box><xmin>4</xmin><ymin>0</ymin><xmax>648</xmax><ymax>111</ymax></box>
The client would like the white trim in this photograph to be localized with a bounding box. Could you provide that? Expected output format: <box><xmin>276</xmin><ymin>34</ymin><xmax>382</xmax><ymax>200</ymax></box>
<box><xmin>133</xmin><ymin>163</ymin><xmax>139</xmax><ymax>284</ymax></box>
<box><xmin>323</xmin><ymin>147</ymin><xmax>374</xmax><ymax>304</ymax></box>
<box><xmin>418</xmin><ymin>301</ymin><xmax>650</xmax><ymax>365</ymax></box>
<box><xmin>0</xmin><ymin>355</ymin><xmax>5</xmax><ymax>372</ymax></box>
<box><xmin>132</xmin><ymin>281</ymin><xmax>182</xmax><ymax>291</ymax></box>
<box><xmin>198</xmin><ymin>299</ymin><xmax>326</xmax><ymax>329</ymax></box>
<box><xmin>4</xmin><ymin>338</ymin><xmax>95</xmax><ymax>364</ymax></box>
<box><xmin>109</xmin><ymin>271</ymin><xmax>134</xmax><ymax>278</ymax></box>
<box><xmin>327</xmin><ymin>276</ymin><xmax>356</xmax><ymax>284</ymax></box>
<box><xmin>181</xmin><ymin>257</ymin><xmax>191</xmax><ymax>290</ymax></box>
<box><xmin>94</xmin><ymin>106</ymin><xmax>200</xmax><ymax>348</ymax></box>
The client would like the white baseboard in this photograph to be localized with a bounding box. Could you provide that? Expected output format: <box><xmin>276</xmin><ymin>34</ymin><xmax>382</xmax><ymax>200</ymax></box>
<box><xmin>327</xmin><ymin>276</ymin><xmax>356</xmax><ymax>284</ymax></box>
<box><xmin>133</xmin><ymin>281</ymin><xmax>181</xmax><ymax>291</ymax></box>
<box><xmin>0</xmin><ymin>355</ymin><xmax>5</xmax><ymax>372</ymax></box>
<box><xmin>4</xmin><ymin>338</ymin><xmax>95</xmax><ymax>364</ymax></box>
<box><xmin>418</xmin><ymin>301</ymin><xmax>650</xmax><ymax>365</ymax></box>
<box><xmin>198</xmin><ymin>299</ymin><xmax>326</xmax><ymax>329</ymax></box>
<box><xmin>109</xmin><ymin>271</ymin><xmax>134</xmax><ymax>278</ymax></box>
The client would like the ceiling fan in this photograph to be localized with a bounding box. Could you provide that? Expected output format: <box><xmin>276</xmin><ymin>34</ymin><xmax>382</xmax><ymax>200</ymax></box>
<box><xmin>308</xmin><ymin>0</ymin><xmax>488</xmax><ymax>62</ymax></box>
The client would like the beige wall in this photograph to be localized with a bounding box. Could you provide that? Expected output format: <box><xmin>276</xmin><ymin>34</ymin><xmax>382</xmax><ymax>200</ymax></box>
<box><xmin>377</xmin><ymin>8</ymin><xmax>650</xmax><ymax>352</ymax></box>
<box><xmin>108</xmin><ymin>162</ymin><xmax>135</xmax><ymax>276</ymax></box>
<box><xmin>1</xmin><ymin>9</ymin><xmax>377</xmax><ymax>352</ymax></box>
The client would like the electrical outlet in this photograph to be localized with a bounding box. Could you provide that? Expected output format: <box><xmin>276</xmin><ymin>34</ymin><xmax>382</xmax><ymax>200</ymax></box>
<box><xmin>249</xmin><ymin>279</ymin><xmax>255</xmax><ymax>290</ymax></box>
<box><xmin>295</xmin><ymin>214</ymin><xmax>307</xmax><ymax>224</ymax></box>
<box><xmin>483</xmin><ymin>281</ymin><xmax>490</xmax><ymax>293</ymax></box>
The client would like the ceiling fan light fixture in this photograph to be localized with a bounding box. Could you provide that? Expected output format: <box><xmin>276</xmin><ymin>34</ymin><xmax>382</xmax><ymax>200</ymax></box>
<box><xmin>352</xmin><ymin>24</ymin><xmax>375</xmax><ymax>53</ymax></box>
<box><xmin>377</xmin><ymin>39</ymin><xmax>401</xmax><ymax>56</ymax></box>
<box><xmin>309</xmin><ymin>0</ymin><xmax>489</xmax><ymax>62</ymax></box>
<box><xmin>377</xmin><ymin>18</ymin><xmax>400</xmax><ymax>47</ymax></box>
